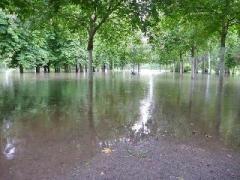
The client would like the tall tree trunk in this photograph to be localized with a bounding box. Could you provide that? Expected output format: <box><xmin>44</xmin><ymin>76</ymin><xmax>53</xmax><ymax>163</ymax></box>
<box><xmin>219</xmin><ymin>46</ymin><xmax>225</xmax><ymax>80</ymax></box>
<box><xmin>137</xmin><ymin>63</ymin><xmax>140</xmax><ymax>74</ymax></box>
<box><xmin>191</xmin><ymin>46</ymin><xmax>196</xmax><ymax>79</ymax></box>
<box><xmin>87</xmin><ymin>31</ymin><xmax>94</xmax><ymax>78</ymax></box>
<box><xmin>179</xmin><ymin>52</ymin><xmax>183</xmax><ymax>75</ymax></box>
<box><xmin>219</xmin><ymin>20</ymin><xmax>228</xmax><ymax>82</ymax></box>
<box><xmin>19</xmin><ymin>64</ymin><xmax>24</xmax><ymax>73</ymax></box>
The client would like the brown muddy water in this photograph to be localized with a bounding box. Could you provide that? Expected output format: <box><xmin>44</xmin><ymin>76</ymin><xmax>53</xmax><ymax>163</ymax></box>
<box><xmin>0</xmin><ymin>72</ymin><xmax>239</xmax><ymax>179</ymax></box>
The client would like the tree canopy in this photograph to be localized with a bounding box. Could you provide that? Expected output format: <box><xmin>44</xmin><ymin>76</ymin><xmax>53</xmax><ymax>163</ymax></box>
<box><xmin>0</xmin><ymin>0</ymin><xmax>239</xmax><ymax>75</ymax></box>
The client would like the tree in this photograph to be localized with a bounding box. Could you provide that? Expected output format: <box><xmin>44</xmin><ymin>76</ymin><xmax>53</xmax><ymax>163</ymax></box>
<box><xmin>0</xmin><ymin>8</ymin><xmax>22</xmax><ymax>70</ymax></box>
<box><xmin>64</xmin><ymin>0</ymin><xmax>127</xmax><ymax>76</ymax></box>
<box><xmin>174</xmin><ymin>0</ymin><xmax>240</xmax><ymax>79</ymax></box>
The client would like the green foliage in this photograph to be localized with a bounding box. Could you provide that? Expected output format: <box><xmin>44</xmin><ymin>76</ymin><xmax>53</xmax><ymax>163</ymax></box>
<box><xmin>0</xmin><ymin>8</ymin><xmax>21</xmax><ymax>63</ymax></box>
<box><xmin>0</xmin><ymin>1</ymin><xmax>240</xmax><ymax>73</ymax></box>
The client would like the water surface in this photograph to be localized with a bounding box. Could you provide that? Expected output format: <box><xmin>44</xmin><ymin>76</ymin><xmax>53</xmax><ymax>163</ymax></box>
<box><xmin>0</xmin><ymin>72</ymin><xmax>239</xmax><ymax>179</ymax></box>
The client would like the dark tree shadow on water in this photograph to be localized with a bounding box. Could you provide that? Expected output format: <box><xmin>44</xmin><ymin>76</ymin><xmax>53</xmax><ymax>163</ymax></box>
<box><xmin>87</xmin><ymin>76</ymin><xmax>98</xmax><ymax>155</ymax></box>
<box><xmin>188</xmin><ymin>77</ymin><xmax>195</xmax><ymax>119</ymax></box>
<box><xmin>215</xmin><ymin>77</ymin><xmax>223</xmax><ymax>137</ymax></box>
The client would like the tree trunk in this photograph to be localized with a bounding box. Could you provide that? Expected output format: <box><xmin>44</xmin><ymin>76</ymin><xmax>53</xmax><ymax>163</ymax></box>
<box><xmin>191</xmin><ymin>46</ymin><xmax>196</xmax><ymax>79</ymax></box>
<box><xmin>132</xmin><ymin>64</ymin><xmax>135</xmax><ymax>74</ymax></box>
<box><xmin>194</xmin><ymin>57</ymin><xmax>198</xmax><ymax>74</ymax></box>
<box><xmin>102</xmin><ymin>64</ymin><xmax>106</xmax><ymax>72</ymax></box>
<box><xmin>64</xmin><ymin>64</ymin><xmax>69</xmax><ymax>73</ymax></box>
<box><xmin>75</xmin><ymin>64</ymin><xmax>79</xmax><ymax>73</ymax></box>
<box><xmin>80</xmin><ymin>64</ymin><xmax>84</xmax><ymax>72</ymax></box>
<box><xmin>225</xmin><ymin>67</ymin><xmax>230</xmax><ymax>75</ymax></box>
<box><xmin>109</xmin><ymin>60</ymin><xmax>113</xmax><ymax>70</ymax></box>
<box><xmin>180</xmin><ymin>61</ymin><xmax>183</xmax><ymax>75</ymax></box>
<box><xmin>88</xmin><ymin>49</ymin><xmax>93</xmax><ymax>77</ymax></box>
<box><xmin>208</xmin><ymin>52</ymin><xmax>211</xmax><ymax>74</ymax></box>
<box><xmin>137</xmin><ymin>63</ymin><xmax>140</xmax><ymax>73</ymax></box>
<box><xmin>55</xmin><ymin>66</ymin><xmax>60</xmax><ymax>73</ymax></box>
<box><xmin>87</xmin><ymin>31</ymin><xmax>94</xmax><ymax>78</ymax></box>
<box><xmin>85</xmin><ymin>65</ymin><xmax>88</xmax><ymax>72</ymax></box>
<box><xmin>219</xmin><ymin>43</ymin><xmax>226</xmax><ymax>81</ymax></box>
<box><xmin>36</xmin><ymin>66</ymin><xmax>40</xmax><ymax>73</ymax></box>
<box><xmin>44</xmin><ymin>66</ymin><xmax>48</xmax><ymax>73</ymax></box>
<box><xmin>219</xmin><ymin>20</ymin><xmax>228</xmax><ymax>82</ymax></box>
<box><xmin>179</xmin><ymin>52</ymin><xmax>183</xmax><ymax>75</ymax></box>
<box><xmin>64</xmin><ymin>64</ymin><xmax>68</xmax><ymax>73</ymax></box>
<box><xmin>202</xmin><ymin>56</ymin><xmax>205</xmax><ymax>74</ymax></box>
<box><xmin>172</xmin><ymin>62</ymin><xmax>175</xmax><ymax>73</ymax></box>
<box><xmin>19</xmin><ymin>64</ymin><xmax>24</xmax><ymax>73</ymax></box>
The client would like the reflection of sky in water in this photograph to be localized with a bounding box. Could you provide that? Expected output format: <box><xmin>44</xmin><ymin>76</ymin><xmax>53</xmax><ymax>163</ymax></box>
<box><xmin>132</xmin><ymin>75</ymin><xmax>153</xmax><ymax>134</ymax></box>
<box><xmin>99</xmin><ymin>137</ymin><xmax>131</xmax><ymax>148</ymax></box>
<box><xmin>2</xmin><ymin>69</ymin><xmax>14</xmax><ymax>87</ymax></box>
<box><xmin>2</xmin><ymin>119</ymin><xmax>16</xmax><ymax>160</ymax></box>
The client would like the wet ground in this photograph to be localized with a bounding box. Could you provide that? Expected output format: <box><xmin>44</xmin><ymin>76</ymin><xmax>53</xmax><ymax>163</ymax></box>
<box><xmin>70</xmin><ymin>137</ymin><xmax>240</xmax><ymax>180</ymax></box>
<box><xmin>0</xmin><ymin>72</ymin><xmax>240</xmax><ymax>179</ymax></box>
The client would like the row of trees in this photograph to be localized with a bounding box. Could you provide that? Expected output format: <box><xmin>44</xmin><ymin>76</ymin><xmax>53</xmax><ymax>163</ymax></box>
<box><xmin>0</xmin><ymin>0</ymin><xmax>239</xmax><ymax>77</ymax></box>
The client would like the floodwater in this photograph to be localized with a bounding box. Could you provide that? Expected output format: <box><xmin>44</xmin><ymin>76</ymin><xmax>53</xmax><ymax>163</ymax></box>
<box><xmin>0</xmin><ymin>72</ymin><xmax>239</xmax><ymax>179</ymax></box>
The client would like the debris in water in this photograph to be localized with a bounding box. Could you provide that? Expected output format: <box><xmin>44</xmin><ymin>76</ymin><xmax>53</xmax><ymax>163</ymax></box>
<box><xmin>205</xmin><ymin>134</ymin><xmax>212</xmax><ymax>138</ymax></box>
<box><xmin>102</xmin><ymin>148</ymin><xmax>112</xmax><ymax>154</ymax></box>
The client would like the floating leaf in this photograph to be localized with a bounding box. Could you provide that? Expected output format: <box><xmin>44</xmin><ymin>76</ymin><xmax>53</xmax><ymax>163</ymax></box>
<box><xmin>102</xmin><ymin>148</ymin><xmax>112</xmax><ymax>154</ymax></box>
